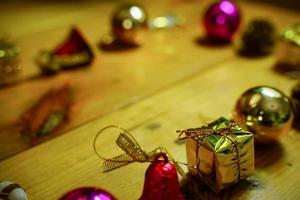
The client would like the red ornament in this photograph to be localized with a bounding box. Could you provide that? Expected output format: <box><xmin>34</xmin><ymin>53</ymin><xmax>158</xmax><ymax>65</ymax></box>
<box><xmin>37</xmin><ymin>27</ymin><xmax>94</xmax><ymax>74</ymax></box>
<box><xmin>139</xmin><ymin>153</ymin><xmax>185</xmax><ymax>200</ymax></box>
<box><xmin>54</xmin><ymin>27</ymin><xmax>92</xmax><ymax>56</ymax></box>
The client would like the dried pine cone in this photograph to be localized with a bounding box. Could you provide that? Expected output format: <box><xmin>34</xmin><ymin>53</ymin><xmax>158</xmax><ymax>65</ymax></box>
<box><xmin>240</xmin><ymin>19</ymin><xmax>276</xmax><ymax>56</ymax></box>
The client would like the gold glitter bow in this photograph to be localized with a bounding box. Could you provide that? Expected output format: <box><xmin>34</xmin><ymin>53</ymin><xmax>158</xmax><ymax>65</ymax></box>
<box><xmin>93</xmin><ymin>125</ymin><xmax>185</xmax><ymax>177</ymax></box>
<box><xmin>176</xmin><ymin>121</ymin><xmax>242</xmax><ymax>180</ymax></box>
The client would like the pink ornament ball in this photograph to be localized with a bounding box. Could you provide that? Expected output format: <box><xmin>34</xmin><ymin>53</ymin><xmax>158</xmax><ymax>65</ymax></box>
<box><xmin>203</xmin><ymin>0</ymin><xmax>241</xmax><ymax>41</ymax></box>
<box><xmin>59</xmin><ymin>187</ymin><xmax>117</xmax><ymax>200</ymax></box>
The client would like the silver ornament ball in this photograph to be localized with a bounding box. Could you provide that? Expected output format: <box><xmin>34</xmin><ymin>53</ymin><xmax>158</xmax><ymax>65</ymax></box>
<box><xmin>0</xmin><ymin>181</ymin><xmax>28</xmax><ymax>200</ymax></box>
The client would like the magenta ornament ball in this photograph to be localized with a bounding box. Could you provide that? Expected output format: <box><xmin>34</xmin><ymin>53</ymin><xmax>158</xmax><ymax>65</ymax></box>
<box><xmin>59</xmin><ymin>187</ymin><xmax>117</xmax><ymax>200</ymax></box>
<box><xmin>203</xmin><ymin>0</ymin><xmax>241</xmax><ymax>41</ymax></box>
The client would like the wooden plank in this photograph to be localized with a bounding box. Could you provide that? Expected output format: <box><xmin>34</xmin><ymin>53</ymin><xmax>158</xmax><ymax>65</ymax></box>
<box><xmin>0</xmin><ymin>1</ymin><xmax>300</xmax><ymax>199</ymax></box>
<box><xmin>0</xmin><ymin>0</ymin><xmax>299</xmax><ymax>160</ymax></box>
<box><xmin>0</xmin><ymin>0</ymin><xmax>237</xmax><ymax>159</ymax></box>
<box><xmin>0</xmin><ymin>53</ymin><xmax>299</xmax><ymax>199</ymax></box>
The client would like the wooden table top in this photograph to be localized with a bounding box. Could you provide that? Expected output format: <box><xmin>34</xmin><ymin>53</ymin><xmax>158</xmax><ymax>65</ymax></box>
<box><xmin>0</xmin><ymin>0</ymin><xmax>299</xmax><ymax>199</ymax></box>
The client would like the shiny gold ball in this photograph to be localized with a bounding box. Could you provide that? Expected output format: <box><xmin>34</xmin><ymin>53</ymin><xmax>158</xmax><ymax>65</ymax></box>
<box><xmin>111</xmin><ymin>4</ymin><xmax>148</xmax><ymax>46</ymax></box>
<box><xmin>276</xmin><ymin>23</ymin><xmax>300</xmax><ymax>73</ymax></box>
<box><xmin>291</xmin><ymin>82</ymin><xmax>300</xmax><ymax>116</ymax></box>
<box><xmin>234</xmin><ymin>86</ymin><xmax>294</xmax><ymax>143</ymax></box>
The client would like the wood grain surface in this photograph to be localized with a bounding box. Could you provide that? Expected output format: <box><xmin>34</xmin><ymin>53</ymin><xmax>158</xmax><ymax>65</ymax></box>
<box><xmin>0</xmin><ymin>0</ymin><xmax>237</xmax><ymax>159</ymax></box>
<box><xmin>0</xmin><ymin>0</ymin><xmax>300</xmax><ymax>199</ymax></box>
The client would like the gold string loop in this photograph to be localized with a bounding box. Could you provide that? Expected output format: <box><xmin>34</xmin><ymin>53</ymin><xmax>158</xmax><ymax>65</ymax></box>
<box><xmin>93</xmin><ymin>125</ymin><xmax>186</xmax><ymax>177</ymax></box>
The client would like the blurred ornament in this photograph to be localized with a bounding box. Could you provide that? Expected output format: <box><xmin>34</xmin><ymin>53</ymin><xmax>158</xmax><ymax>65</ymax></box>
<box><xmin>291</xmin><ymin>82</ymin><xmax>300</xmax><ymax>116</ymax></box>
<box><xmin>149</xmin><ymin>14</ymin><xmax>184</xmax><ymax>29</ymax></box>
<box><xmin>234</xmin><ymin>86</ymin><xmax>294</xmax><ymax>143</ymax></box>
<box><xmin>275</xmin><ymin>23</ymin><xmax>300</xmax><ymax>77</ymax></box>
<box><xmin>19</xmin><ymin>85</ymin><xmax>71</xmax><ymax>144</ymax></box>
<box><xmin>37</xmin><ymin>27</ymin><xmax>94</xmax><ymax>74</ymax></box>
<box><xmin>100</xmin><ymin>4</ymin><xmax>184</xmax><ymax>50</ymax></box>
<box><xmin>59</xmin><ymin>187</ymin><xmax>117</xmax><ymax>200</ymax></box>
<box><xmin>139</xmin><ymin>152</ymin><xmax>185</xmax><ymax>200</ymax></box>
<box><xmin>0</xmin><ymin>181</ymin><xmax>28</xmax><ymax>200</ymax></box>
<box><xmin>203</xmin><ymin>0</ymin><xmax>241</xmax><ymax>42</ymax></box>
<box><xmin>109</xmin><ymin>3</ymin><xmax>148</xmax><ymax>47</ymax></box>
<box><xmin>239</xmin><ymin>19</ymin><xmax>276</xmax><ymax>56</ymax></box>
<box><xmin>0</xmin><ymin>38</ymin><xmax>21</xmax><ymax>86</ymax></box>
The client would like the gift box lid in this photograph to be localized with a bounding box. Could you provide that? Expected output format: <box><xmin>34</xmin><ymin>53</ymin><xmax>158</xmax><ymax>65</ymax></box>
<box><xmin>199</xmin><ymin>117</ymin><xmax>253</xmax><ymax>152</ymax></box>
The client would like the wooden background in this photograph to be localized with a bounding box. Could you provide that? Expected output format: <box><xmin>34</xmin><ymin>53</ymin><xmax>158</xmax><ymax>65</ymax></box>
<box><xmin>0</xmin><ymin>0</ymin><xmax>299</xmax><ymax>199</ymax></box>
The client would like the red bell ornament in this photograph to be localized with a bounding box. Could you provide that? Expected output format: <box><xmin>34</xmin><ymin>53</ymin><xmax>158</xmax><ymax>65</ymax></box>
<box><xmin>139</xmin><ymin>153</ymin><xmax>185</xmax><ymax>200</ymax></box>
<box><xmin>94</xmin><ymin>126</ymin><xmax>186</xmax><ymax>199</ymax></box>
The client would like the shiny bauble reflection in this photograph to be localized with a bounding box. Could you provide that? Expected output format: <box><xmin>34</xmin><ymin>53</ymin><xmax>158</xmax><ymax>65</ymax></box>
<box><xmin>203</xmin><ymin>0</ymin><xmax>241</xmax><ymax>41</ymax></box>
<box><xmin>59</xmin><ymin>187</ymin><xmax>117</xmax><ymax>200</ymax></box>
<box><xmin>0</xmin><ymin>39</ymin><xmax>21</xmax><ymax>86</ymax></box>
<box><xmin>112</xmin><ymin>4</ymin><xmax>148</xmax><ymax>46</ymax></box>
<box><xmin>291</xmin><ymin>82</ymin><xmax>300</xmax><ymax>116</ymax></box>
<box><xmin>234</xmin><ymin>86</ymin><xmax>294</xmax><ymax>143</ymax></box>
<box><xmin>275</xmin><ymin>23</ymin><xmax>300</xmax><ymax>76</ymax></box>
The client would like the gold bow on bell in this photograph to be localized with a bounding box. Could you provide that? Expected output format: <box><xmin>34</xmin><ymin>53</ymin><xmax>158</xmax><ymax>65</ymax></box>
<box><xmin>93</xmin><ymin>125</ymin><xmax>186</xmax><ymax>177</ymax></box>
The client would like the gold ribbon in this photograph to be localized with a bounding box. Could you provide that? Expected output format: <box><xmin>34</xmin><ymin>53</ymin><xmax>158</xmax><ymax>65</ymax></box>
<box><xmin>177</xmin><ymin>121</ymin><xmax>242</xmax><ymax>180</ymax></box>
<box><xmin>93</xmin><ymin>125</ymin><xmax>186</xmax><ymax>177</ymax></box>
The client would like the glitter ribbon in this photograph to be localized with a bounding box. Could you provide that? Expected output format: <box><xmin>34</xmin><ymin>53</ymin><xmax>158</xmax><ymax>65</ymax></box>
<box><xmin>93</xmin><ymin>125</ymin><xmax>185</xmax><ymax>177</ymax></box>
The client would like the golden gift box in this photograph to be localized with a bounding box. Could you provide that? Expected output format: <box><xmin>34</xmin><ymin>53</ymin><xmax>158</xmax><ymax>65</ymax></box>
<box><xmin>178</xmin><ymin>117</ymin><xmax>255</xmax><ymax>192</ymax></box>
